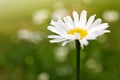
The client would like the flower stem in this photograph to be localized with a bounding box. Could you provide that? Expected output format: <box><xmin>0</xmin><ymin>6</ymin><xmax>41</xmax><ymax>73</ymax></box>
<box><xmin>75</xmin><ymin>40</ymin><xmax>80</xmax><ymax>80</ymax></box>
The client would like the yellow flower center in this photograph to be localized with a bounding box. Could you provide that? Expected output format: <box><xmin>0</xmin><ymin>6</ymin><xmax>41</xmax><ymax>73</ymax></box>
<box><xmin>68</xmin><ymin>28</ymin><xmax>88</xmax><ymax>39</ymax></box>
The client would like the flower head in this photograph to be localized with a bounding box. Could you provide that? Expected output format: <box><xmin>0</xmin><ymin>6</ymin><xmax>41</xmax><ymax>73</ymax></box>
<box><xmin>47</xmin><ymin>10</ymin><xmax>110</xmax><ymax>48</ymax></box>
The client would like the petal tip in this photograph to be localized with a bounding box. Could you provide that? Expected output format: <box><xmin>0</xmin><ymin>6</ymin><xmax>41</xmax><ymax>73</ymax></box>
<box><xmin>81</xmin><ymin>10</ymin><xmax>87</xmax><ymax>13</ymax></box>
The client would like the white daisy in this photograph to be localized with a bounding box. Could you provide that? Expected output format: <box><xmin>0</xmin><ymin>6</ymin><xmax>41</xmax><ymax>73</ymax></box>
<box><xmin>47</xmin><ymin>10</ymin><xmax>110</xmax><ymax>48</ymax></box>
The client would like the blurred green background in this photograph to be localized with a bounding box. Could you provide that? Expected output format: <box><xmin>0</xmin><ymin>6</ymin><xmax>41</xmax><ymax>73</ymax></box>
<box><xmin>0</xmin><ymin>0</ymin><xmax>120</xmax><ymax>80</ymax></box>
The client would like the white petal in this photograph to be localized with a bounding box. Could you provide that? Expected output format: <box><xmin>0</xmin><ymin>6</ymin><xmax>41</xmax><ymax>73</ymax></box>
<box><xmin>95</xmin><ymin>23</ymin><xmax>109</xmax><ymax>31</ymax></box>
<box><xmin>86</xmin><ymin>35</ymin><xmax>96</xmax><ymax>40</ymax></box>
<box><xmin>89</xmin><ymin>23</ymin><xmax>109</xmax><ymax>33</ymax></box>
<box><xmin>88</xmin><ymin>18</ymin><xmax>102</xmax><ymax>30</ymax></box>
<box><xmin>51</xmin><ymin>20</ymin><xmax>66</xmax><ymax>32</ymax></box>
<box><xmin>63</xmin><ymin>17</ymin><xmax>73</xmax><ymax>29</ymax></box>
<box><xmin>85</xmin><ymin>14</ymin><xmax>96</xmax><ymax>29</ymax></box>
<box><xmin>63</xmin><ymin>16</ymin><xmax>74</xmax><ymax>29</ymax></box>
<box><xmin>62</xmin><ymin>40</ymin><xmax>72</xmax><ymax>46</ymax></box>
<box><xmin>83</xmin><ymin>39</ymin><xmax>89</xmax><ymax>46</ymax></box>
<box><xmin>48</xmin><ymin>26</ymin><xmax>66</xmax><ymax>36</ymax></box>
<box><xmin>81</xmin><ymin>45</ymin><xmax>84</xmax><ymax>49</ymax></box>
<box><xmin>73</xmin><ymin>11</ymin><xmax>79</xmax><ymax>27</ymax></box>
<box><xmin>66</xmin><ymin>16</ymin><xmax>74</xmax><ymax>27</ymax></box>
<box><xmin>88</xmin><ymin>31</ymin><xmax>102</xmax><ymax>38</ymax></box>
<box><xmin>95</xmin><ymin>31</ymin><xmax>106</xmax><ymax>36</ymax></box>
<box><xmin>97</xmin><ymin>30</ymin><xmax>110</xmax><ymax>36</ymax></box>
<box><xmin>80</xmin><ymin>42</ymin><xmax>84</xmax><ymax>49</ymax></box>
<box><xmin>47</xmin><ymin>26</ymin><xmax>59</xmax><ymax>34</ymax></box>
<box><xmin>48</xmin><ymin>35</ymin><xmax>64</xmax><ymax>38</ymax></box>
<box><xmin>80</xmin><ymin>39</ymin><xmax>89</xmax><ymax>46</ymax></box>
<box><xmin>79</xmin><ymin>10</ymin><xmax>87</xmax><ymax>27</ymax></box>
<box><xmin>50</xmin><ymin>38</ymin><xmax>67</xmax><ymax>43</ymax></box>
<box><xmin>92</xmin><ymin>18</ymin><xmax>102</xmax><ymax>27</ymax></box>
<box><xmin>85</xmin><ymin>34</ymin><xmax>97</xmax><ymax>40</ymax></box>
<box><xmin>103</xmin><ymin>30</ymin><xmax>110</xmax><ymax>33</ymax></box>
<box><xmin>62</xmin><ymin>41</ymin><xmax>68</xmax><ymax>46</ymax></box>
<box><xmin>87</xmin><ymin>29</ymin><xmax>110</xmax><ymax>40</ymax></box>
<box><xmin>50</xmin><ymin>20</ymin><xmax>68</xmax><ymax>36</ymax></box>
<box><xmin>57</xmin><ymin>16</ymin><xmax>69</xmax><ymax>31</ymax></box>
<box><xmin>79</xmin><ymin>39</ymin><xmax>88</xmax><ymax>49</ymax></box>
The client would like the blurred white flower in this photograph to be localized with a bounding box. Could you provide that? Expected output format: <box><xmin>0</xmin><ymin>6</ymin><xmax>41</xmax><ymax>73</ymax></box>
<box><xmin>102</xmin><ymin>10</ymin><xmax>119</xmax><ymax>22</ymax></box>
<box><xmin>37</xmin><ymin>72</ymin><xmax>50</xmax><ymax>80</ymax></box>
<box><xmin>33</xmin><ymin>9</ymin><xmax>49</xmax><ymax>25</ymax></box>
<box><xmin>86</xmin><ymin>59</ymin><xmax>97</xmax><ymax>69</ymax></box>
<box><xmin>86</xmin><ymin>58</ymin><xmax>102</xmax><ymax>73</ymax></box>
<box><xmin>54</xmin><ymin>47</ymin><xmax>69</xmax><ymax>62</ymax></box>
<box><xmin>17</xmin><ymin>29</ymin><xmax>42</xmax><ymax>43</ymax></box>
<box><xmin>48</xmin><ymin>10</ymin><xmax>110</xmax><ymax>48</ymax></box>
<box><xmin>52</xmin><ymin>8</ymin><xmax>69</xmax><ymax>20</ymax></box>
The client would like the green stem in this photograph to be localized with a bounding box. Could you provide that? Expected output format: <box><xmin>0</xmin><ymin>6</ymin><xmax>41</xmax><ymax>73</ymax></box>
<box><xmin>75</xmin><ymin>40</ymin><xmax>80</xmax><ymax>80</ymax></box>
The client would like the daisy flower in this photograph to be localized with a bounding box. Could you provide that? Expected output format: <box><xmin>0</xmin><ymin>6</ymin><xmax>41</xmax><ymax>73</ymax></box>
<box><xmin>47</xmin><ymin>10</ymin><xmax>110</xmax><ymax>48</ymax></box>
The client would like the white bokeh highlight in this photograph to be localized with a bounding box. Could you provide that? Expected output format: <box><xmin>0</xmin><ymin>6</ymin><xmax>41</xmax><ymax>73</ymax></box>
<box><xmin>102</xmin><ymin>10</ymin><xmax>119</xmax><ymax>22</ymax></box>
<box><xmin>33</xmin><ymin>9</ymin><xmax>49</xmax><ymax>25</ymax></box>
<box><xmin>54</xmin><ymin>47</ymin><xmax>69</xmax><ymax>63</ymax></box>
<box><xmin>86</xmin><ymin>58</ymin><xmax>102</xmax><ymax>73</ymax></box>
<box><xmin>17</xmin><ymin>29</ymin><xmax>42</xmax><ymax>43</ymax></box>
<box><xmin>37</xmin><ymin>72</ymin><xmax>50</xmax><ymax>80</ymax></box>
